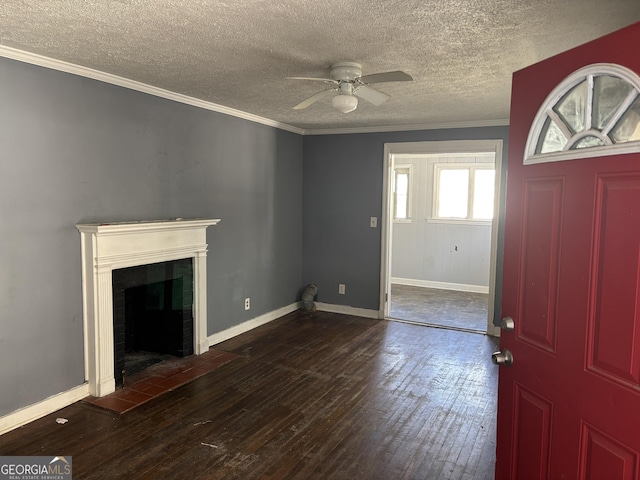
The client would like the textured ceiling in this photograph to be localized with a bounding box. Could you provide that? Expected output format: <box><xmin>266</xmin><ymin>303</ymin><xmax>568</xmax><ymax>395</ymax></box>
<box><xmin>1</xmin><ymin>1</ymin><xmax>640</xmax><ymax>132</ymax></box>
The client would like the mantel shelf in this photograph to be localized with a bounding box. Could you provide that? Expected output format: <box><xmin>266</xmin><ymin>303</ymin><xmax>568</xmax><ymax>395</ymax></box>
<box><xmin>76</xmin><ymin>218</ymin><xmax>220</xmax><ymax>235</ymax></box>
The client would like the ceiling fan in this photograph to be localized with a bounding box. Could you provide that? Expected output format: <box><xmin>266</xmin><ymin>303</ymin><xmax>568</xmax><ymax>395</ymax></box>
<box><xmin>287</xmin><ymin>62</ymin><xmax>413</xmax><ymax>113</ymax></box>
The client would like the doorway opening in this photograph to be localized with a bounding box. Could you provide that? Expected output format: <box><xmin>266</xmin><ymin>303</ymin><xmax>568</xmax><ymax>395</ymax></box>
<box><xmin>381</xmin><ymin>140</ymin><xmax>503</xmax><ymax>336</ymax></box>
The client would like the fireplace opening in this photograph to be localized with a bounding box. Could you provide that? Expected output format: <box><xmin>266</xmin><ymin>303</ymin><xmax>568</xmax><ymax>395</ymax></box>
<box><xmin>112</xmin><ymin>258</ymin><xmax>194</xmax><ymax>386</ymax></box>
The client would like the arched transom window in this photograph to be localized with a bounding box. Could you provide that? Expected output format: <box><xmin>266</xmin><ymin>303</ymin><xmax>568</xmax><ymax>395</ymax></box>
<box><xmin>524</xmin><ymin>63</ymin><xmax>640</xmax><ymax>165</ymax></box>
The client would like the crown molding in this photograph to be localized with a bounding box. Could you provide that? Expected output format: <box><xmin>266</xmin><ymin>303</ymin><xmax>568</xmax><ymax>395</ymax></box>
<box><xmin>0</xmin><ymin>45</ymin><xmax>305</xmax><ymax>135</ymax></box>
<box><xmin>302</xmin><ymin>118</ymin><xmax>510</xmax><ymax>135</ymax></box>
<box><xmin>0</xmin><ymin>45</ymin><xmax>509</xmax><ymax>137</ymax></box>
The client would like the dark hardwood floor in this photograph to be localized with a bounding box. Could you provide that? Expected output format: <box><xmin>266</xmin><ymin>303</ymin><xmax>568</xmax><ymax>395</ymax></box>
<box><xmin>0</xmin><ymin>311</ymin><xmax>498</xmax><ymax>479</ymax></box>
<box><xmin>390</xmin><ymin>284</ymin><xmax>489</xmax><ymax>333</ymax></box>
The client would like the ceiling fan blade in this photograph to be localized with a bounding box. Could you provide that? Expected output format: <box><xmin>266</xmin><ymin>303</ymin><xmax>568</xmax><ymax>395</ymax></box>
<box><xmin>293</xmin><ymin>88</ymin><xmax>335</xmax><ymax>110</ymax></box>
<box><xmin>358</xmin><ymin>70</ymin><xmax>413</xmax><ymax>84</ymax></box>
<box><xmin>286</xmin><ymin>76</ymin><xmax>338</xmax><ymax>84</ymax></box>
<box><xmin>354</xmin><ymin>85</ymin><xmax>390</xmax><ymax>106</ymax></box>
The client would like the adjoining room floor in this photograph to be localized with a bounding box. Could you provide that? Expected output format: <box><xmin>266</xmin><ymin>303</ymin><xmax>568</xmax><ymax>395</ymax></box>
<box><xmin>0</xmin><ymin>311</ymin><xmax>498</xmax><ymax>480</ymax></box>
<box><xmin>390</xmin><ymin>284</ymin><xmax>489</xmax><ymax>332</ymax></box>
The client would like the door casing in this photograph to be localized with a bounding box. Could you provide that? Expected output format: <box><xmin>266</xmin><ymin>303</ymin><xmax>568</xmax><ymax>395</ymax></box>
<box><xmin>380</xmin><ymin>139</ymin><xmax>503</xmax><ymax>336</ymax></box>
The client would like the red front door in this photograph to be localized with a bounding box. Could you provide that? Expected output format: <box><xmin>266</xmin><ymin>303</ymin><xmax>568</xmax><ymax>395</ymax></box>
<box><xmin>496</xmin><ymin>23</ymin><xmax>640</xmax><ymax>479</ymax></box>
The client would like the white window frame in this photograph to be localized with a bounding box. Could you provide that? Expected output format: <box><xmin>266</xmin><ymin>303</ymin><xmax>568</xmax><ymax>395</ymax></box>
<box><xmin>431</xmin><ymin>163</ymin><xmax>495</xmax><ymax>225</ymax></box>
<box><xmin>393</xmin><ymin>164</ymin><xmax>413</xmax><ymax>223</ymax></box>
<box><xmin>524</xmin><ymin>63</ymin><xmax>640</xmax><ymax>165</ymax></box>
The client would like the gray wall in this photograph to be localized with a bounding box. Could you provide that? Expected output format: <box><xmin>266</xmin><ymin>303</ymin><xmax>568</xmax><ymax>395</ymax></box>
<box><xmin>302</xmin><ymin>126</ymin><xmax>509</xmax><ymax>313</ymax></box>
<box><xmin>0</xmin><ymin>54</ymin><xmax>509</xmax><ymax>419</ymax></box>
<box><xmin>0</xmin><ymin>57</ymin><xmax>303</xmax><ymax>416</ymax></box>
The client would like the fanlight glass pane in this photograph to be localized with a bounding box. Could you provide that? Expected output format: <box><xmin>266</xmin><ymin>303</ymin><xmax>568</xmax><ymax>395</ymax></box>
<box><xmin>473</xmin><ymin>170</ymin><xmax>495</xmax><ymax>220</ymax></box>
<box><xmin>592</xmin><ymin>75</ymin><xmax>633</xmax><ymax>130</ymax></box>
<box><xmin>554</xmin><ymin>80</ymin><xmax>587</xmax><ymax>134</ymax></box>
<box><xmin>527</xmin><ymin>66</ymin><xmax>640</xmax><ymax>164</ymax></box>
<box><xmin>611</xmin><ymin>96</ymin><xmax>640</xmax><ymax>143</ymax></box>
<box><xmin>572</xmin><ymin>136</ymin><xmax>606</xmax><ymax>149</ymax></box>
<box><xmin>438</xmin><ymin>170</ymin><xmax>469</xmax><ymax>218</ymax></box>
<box><xmin>537</xmin><ymin>117</ymin><xmax>568</xmax><ymax>154</ymax></box>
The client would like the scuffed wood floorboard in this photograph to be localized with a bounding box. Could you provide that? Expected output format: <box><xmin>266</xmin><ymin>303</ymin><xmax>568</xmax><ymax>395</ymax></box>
<box><xmin>0</xmin><ymin>311</ymin><xmax>498</xmax><ymax>479</ymax></box>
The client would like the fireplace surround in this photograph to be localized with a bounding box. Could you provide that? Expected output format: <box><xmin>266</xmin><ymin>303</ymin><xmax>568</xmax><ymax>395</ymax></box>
<box><xmin>76</xmin><ymin>218</ymin><xmax>219</xmax><ymax>397</ymax></box>
<box><xmin>113</xmin><ymin>257</ymin><xmax>194</xmax><ymax>386</ymax></box>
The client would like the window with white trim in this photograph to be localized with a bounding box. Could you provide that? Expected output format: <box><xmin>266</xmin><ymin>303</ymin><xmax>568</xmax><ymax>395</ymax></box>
<box><xmin>432</xmin><ymin>163</ymin><xmax>495</xmax><ymax>223</ymax></box>
<box><xmin>393</xmin><ymin>165</ymin><xmax>412</xmax><ymax>221</ymax></box>
<box><xmin>525</xmin><ymin>63</ymin><xmax>640</xmax><ymax>165</ymax></box>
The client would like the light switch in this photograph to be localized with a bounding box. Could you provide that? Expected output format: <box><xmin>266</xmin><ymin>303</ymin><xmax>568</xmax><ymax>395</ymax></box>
<box><xmin>370</xmin><ymin>217</ymin><xmax>378</xmax><ymax>228</ymax></box>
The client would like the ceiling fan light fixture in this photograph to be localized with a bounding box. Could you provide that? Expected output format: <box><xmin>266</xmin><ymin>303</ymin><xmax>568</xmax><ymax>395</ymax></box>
<box><xmin>289</xmin><ymin>62</ymin><xmax>411</xmax><ymax>112</ymax></box>
<box><xmin>332</xmin><ymin>93</ymin><xmax>358</xmax><ymax>113</ymax></box>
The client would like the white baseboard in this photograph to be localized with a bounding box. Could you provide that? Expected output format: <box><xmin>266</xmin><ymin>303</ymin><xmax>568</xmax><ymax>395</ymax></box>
<box><xmin>0</xmin><ymin>383</ymin><xmax>90</xmax><ymax>436</ymax></box>
<box><xmin>208</xmin><ymin>302</ymin><xmax>300</xmax><ymax>346</ymax></box>
<box><xmin>315</xmin><ymin>302</ymin><xmax>381</xmax><ymax>319</ymax></box>
<box><xmin>391</xmin><ymin>277</ymin><xmax>489</xmax><ymax>294</ymax></box>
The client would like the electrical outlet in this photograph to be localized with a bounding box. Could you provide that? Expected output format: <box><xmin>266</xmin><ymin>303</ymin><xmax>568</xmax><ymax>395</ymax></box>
<box><xmin>370</xmin><ymin>217</ymin><xmax>378</xmax><ymax>228</ymax></box>
<box><xmin>244</xmin><ymin>298</ymin><xmax>250</xmax><ymax>310</ymax></box>
<box><xmin>338</xmin><ymin>284</ymin><xmax>346</xmax><ymax>295</ymax></box>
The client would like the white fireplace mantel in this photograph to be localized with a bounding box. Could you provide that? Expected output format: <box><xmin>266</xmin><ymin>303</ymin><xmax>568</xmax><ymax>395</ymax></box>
<box><xmin>76</xmin><ymin>218</ymin><xmax>220</xmax><ymax>397</ymax></box>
